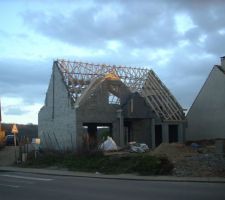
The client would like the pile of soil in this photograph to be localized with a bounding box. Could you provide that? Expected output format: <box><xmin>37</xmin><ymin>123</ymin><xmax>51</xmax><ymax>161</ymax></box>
<box><xmin>151</xmin><ymin>143</ymin><xmax>225</xmax><ymax>177</ymax></box>
<box><xmin>151</xmin><ymin>143</ymin><xmax>197</xmax><ymax>161</ymax></box>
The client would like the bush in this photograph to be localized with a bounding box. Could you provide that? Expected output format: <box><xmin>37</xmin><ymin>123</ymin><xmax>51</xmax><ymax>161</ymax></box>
<box><xmin>132</xmin><ymin>155</ymin><xmax>161</xmax><ymax>175</ymax></box>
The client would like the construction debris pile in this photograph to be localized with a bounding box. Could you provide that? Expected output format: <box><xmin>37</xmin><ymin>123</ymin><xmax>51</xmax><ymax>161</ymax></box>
<box><xmin>151</xmin><ymin>142</ymin><xmax>225</xmax><ymax>177</ymax></box>
<box><xmin>129</xmin><ymin>142</ymin><xmax>149</xmax><ymax>153</ymax></box>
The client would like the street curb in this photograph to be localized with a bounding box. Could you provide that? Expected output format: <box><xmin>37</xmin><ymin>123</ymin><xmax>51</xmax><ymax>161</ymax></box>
<box><xmin>0</xmin><ymin>167</ymin><xmax>225</xmax><ymax>183</ymax></box>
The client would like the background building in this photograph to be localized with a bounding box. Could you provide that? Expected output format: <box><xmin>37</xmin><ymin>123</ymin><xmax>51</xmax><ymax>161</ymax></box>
<box><xmin>187</xmin><ymin>57</ymin><xmax>225</xmax><ymax>141</ymax></box>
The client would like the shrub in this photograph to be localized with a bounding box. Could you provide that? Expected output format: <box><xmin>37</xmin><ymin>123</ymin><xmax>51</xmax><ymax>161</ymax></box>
<box><xmin>23</xmin><ymin>151</ymin><xmax>174</xmax><ymax>175</ymax></box>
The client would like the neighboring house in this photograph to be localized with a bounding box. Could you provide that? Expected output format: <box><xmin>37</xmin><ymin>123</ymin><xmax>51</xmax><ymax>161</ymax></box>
<box><xmin>0</xmin><ymin>100</ymin><xmax>5</xmax><ymax>144</ymax></box>
<box><xmin>1</xmin><ymin>123</ymin><xmax>38</xmax><ymax>140</ymax></box>
<box><xmin>38</xmin><ymin>60</ymin><xmax>186</xmax><ymax>151</ymax></box>
<box><xmin>187</xmin><ymin>57</ymin><xmax>225</xmax><ymax>141</ymax></box>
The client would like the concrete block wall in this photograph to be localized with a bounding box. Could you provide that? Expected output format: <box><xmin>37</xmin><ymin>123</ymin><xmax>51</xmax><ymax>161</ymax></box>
<box><xmin>38</xmin><ymin>63</ymin><xmax>76</xmax><ymax>151</ymax></box>
<box><xmin>132</xmin><ymin>119</ymin><xmax>152</xmax><ymax>147</ymax></box>
<box><xmin>76</xmin><ymin>84</ymin><xmax>120</xmax><ymax>146</ymax></box>
<box><xmin>123</xmin><ymin>93</ymin><xmax>155</xmax><ymax>119</ymax></box>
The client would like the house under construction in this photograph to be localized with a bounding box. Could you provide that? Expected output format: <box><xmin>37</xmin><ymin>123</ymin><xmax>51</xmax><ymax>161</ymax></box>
<box><xmin>38</xmin><ymin>60</ymin><xmax>186</xmax><ymax>151</ymax></box>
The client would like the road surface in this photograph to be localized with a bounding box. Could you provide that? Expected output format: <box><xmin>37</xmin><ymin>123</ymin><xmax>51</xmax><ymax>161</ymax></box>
<box><xmin>0</xmin><ymin>171</ymin><xmax>224</xmax><ymax>200</ymax></box>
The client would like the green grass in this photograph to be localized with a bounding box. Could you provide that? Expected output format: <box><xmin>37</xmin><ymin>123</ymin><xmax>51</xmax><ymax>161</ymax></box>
<box><xmin>23</xmin><ymin>152</ymin><xmax>173</xmax><ymax>175</ymax></box>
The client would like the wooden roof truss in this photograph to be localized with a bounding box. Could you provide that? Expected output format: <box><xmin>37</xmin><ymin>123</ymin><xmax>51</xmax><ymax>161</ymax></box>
<box><xmin>142</xmin><ymin>70</ymin><xmax>184</xmax><ymax>121</ymax></box>
<box><xmin>56</xmin><ymin>59</ymin><xmax>184</xmax><ymax>121</ymax></box>
<box><xmin>57</xmin><ymin>59</ymin><xmax>149</xmax><ymax>100</ymax></box>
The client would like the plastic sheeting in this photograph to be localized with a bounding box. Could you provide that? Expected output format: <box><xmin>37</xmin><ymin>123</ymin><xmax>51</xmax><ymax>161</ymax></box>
<box><xmin>99</xmin><ymin>136</ymin><xmax>118</xmax><ymax>151</ymax></box>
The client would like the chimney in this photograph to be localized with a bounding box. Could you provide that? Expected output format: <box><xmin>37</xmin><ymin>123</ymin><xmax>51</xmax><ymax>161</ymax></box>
<box><xmin>221</xmin><ymin>56</ymin><xmax>225</xmax><ymax>69</ymax></box>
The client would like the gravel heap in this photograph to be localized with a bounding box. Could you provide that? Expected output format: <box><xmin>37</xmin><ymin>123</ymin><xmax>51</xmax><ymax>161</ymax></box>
<box><xmin>151</xmin><ymin>143</ymin><xmax>225</xmax><ymax>177</ymax></box>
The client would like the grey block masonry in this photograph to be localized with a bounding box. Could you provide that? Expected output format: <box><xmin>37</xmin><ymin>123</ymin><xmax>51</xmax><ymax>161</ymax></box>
<box><xmin>38</xmin><ymin>63</ymin><xmax>76</xmax><ymax>151</ymax></box>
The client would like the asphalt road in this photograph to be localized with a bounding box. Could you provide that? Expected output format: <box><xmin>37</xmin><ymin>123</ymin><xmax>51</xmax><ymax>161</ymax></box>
<box><xmin>0</xmin><ymin>171</ymin><xmax>224</xmax><ymax>200</ymax></box>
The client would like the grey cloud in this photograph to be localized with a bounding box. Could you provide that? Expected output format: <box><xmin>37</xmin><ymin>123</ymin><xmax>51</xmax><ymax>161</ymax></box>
<box><xmin>184</xmin><ymin>28</ymin><xmax>202</xmax><ymax>42</ymax></box>
<box><xmin>177</xmin><ymin>0</ymin><xmax>225</xmax><ymax>32</ymax></box>
<box><xmin>20</xmin><ymin>0</ymin><xmax>225</xmax><ymax>58</ymax></box>
<box><xmin>204</xmin><ymin>33</ymin><xmax>225</xmax><ymax>55</ymax></box>
<box><xmin>0</xmin><ymin>82</ymin><xmax>47</xmax><ymax>104</ymax></box>
<box><xmin>175</xmin><ymin>0</ymin><xmax>225</xmax><ymax>56</ymax></box>
<box><xmin>155</xmin><ymin>49</ymin><xmax>218</xmax><ymax>109</ymax></box>
<box><xmin>0</xmin><ymin>59</ymin><xmax>51</xmax><ymax>104</ymax></box>
<box><xmin>20</xmin><ymin>1</ymin><xmax>180</xmax><ymax>49</ymax></box>
<box><xmin>168</xmin><ymin>75</ymin><xmax>206</xmax><ymax>110</ymax></box>
<box><xmin>4</xmin><ymin>106</ymin><xmax>28</xmax><ymax>116</ymax></box>
<box><xmin>0</xmin><ymin>59</ymin><xmax>51</xmax><ymax>85</ymax></box>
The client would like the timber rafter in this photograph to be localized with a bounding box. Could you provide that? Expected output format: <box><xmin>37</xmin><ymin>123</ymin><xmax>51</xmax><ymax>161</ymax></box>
<box><xmin>57</xmin><ymin>59</ymin><xmax>149</xmax><ymax>100</ymax></box>
<box><xmin>56</xmin><ymin>59</ymin><xmax>185</xmax><ymax>121</ymax></box>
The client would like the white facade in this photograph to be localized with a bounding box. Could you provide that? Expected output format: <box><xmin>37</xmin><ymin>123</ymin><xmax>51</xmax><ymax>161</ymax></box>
<box><xmin>187</xmin><ymin>59</ymin><xmax>225</xmax><ymax>140</ymax></box>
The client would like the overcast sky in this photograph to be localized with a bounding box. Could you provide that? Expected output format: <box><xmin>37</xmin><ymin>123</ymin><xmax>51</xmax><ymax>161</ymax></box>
<box><xmin>0</xmin><ymin>0</ymin><xmax>225</xmax><ymax>124</ymax></box>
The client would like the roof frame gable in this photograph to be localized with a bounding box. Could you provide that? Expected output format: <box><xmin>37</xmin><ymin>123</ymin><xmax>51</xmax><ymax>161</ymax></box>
<box><xmin>55</xmin><ymin>59</ymin><xmax>185</xmax><ymax>121</ymax></box>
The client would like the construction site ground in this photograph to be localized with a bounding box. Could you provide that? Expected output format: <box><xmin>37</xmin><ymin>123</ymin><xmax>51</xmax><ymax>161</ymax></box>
<box><xmin>0</xmin><ymin>142</ymin><xmax>225</xmax><ymax>178</ymax></box>
<box><xmin>150</xmin><ymin>142</ymin><xmax>225</xmax><ymax>177</ymax></box>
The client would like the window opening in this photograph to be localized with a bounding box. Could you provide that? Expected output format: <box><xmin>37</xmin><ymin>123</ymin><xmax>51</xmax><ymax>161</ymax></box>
<box><xmin>108</xmin><ymin>92</ymin><xmax>120</xmax><ymax>105</ymax></box>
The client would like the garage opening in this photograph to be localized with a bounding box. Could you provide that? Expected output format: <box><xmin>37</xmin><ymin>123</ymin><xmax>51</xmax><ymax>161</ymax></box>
<box><xmin>82</xmin><ymin>123</ymin><xmax>112</xmax><ymax>149</ymax></box>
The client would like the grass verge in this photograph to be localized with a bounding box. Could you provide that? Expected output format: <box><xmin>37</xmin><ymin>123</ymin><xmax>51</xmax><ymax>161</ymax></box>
<box><xmin>22</xmin><ymin>151</ymin><xmax>173</xmax><ymax>175</ymax></box>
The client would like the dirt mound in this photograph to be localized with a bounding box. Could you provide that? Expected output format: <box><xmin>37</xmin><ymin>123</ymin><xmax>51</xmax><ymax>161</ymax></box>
<box><xmin>151</xmin><ymin>143</ymin><xmax>196</xmax><ymax>161</ymax></box>
<box><xmin>151</xmin><ymin>143</ymin><xmax>225</xmax><ymax>177</ymax></box>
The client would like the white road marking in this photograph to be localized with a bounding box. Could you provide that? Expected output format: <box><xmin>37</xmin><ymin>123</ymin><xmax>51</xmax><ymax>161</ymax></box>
<box><xmin>0</xmin><ymin>183</ymin><xmax>20</xmax><ymax>188</ymax></box>
<box><xmin>1</xmin><ymin>174</ymin><xmax>53</xmax><ymax>181</ymax></box>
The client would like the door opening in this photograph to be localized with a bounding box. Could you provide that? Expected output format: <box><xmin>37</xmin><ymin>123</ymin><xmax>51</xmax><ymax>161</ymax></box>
<box><xmin>169</xmin><ymin>125</ymin><xmax>178</xmax><ymax>143</ymax></box>
<box><xmin>155</xmin><ymin>125</ymin><xmax>162</xmax><ymax>147</ymax></box>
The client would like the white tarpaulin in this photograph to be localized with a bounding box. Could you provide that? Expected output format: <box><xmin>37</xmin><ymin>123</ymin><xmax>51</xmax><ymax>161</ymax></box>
<box><xmin>99</xmin><ymin>136</ymin><xmax>118</xmax><ymax>151</ymax></box>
